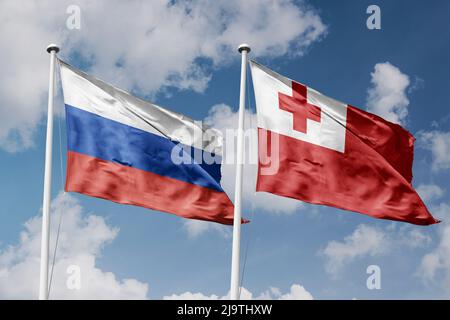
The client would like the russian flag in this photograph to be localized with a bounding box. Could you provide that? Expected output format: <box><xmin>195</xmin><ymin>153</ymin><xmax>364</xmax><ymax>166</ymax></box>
<box><xmin>59</xmin><ymin>60</ymin><xmax>234</xmax><ymax>224</ymax></box>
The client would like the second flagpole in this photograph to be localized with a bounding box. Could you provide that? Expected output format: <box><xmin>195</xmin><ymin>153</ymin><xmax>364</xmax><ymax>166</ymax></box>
<box><xmin>230</xmin><ymin>43</ymin><xmax>251</xmax><ymax>300</ymax></box>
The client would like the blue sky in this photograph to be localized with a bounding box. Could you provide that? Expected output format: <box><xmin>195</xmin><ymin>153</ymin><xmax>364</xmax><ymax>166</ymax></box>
<box><xmin>1</xmin><ymin>0</ymin><xmax>450</xmax><ymax>299</ymax></box>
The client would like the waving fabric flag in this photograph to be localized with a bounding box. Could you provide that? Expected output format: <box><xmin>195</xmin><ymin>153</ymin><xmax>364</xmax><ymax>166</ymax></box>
<box><xmin>59</xmin><ymin>60</ymin><xmax>234</xmax><ymax>224</ymax></box>
<box><xmin>250</xmin><ymin>60</ymin><xmax>438</xmax><ymax>225</ymax></box>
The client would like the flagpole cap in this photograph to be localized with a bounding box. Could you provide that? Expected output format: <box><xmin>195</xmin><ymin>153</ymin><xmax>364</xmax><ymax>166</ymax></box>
<box><xmin>46</xmin><ymin>44</ymin><xmax>60</xmax><ymax>54</ymax></box>
<box><xmin>238</xmin><ymin>43</ymin><xmax>251</xmax><ymax>53</ymax></box>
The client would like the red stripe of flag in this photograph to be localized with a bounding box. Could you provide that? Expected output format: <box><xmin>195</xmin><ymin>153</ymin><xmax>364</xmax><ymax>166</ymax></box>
<box><xmin>66</xmin><ymin>151</ymin><xmax>235</xmax><ymax>224</ymax></box>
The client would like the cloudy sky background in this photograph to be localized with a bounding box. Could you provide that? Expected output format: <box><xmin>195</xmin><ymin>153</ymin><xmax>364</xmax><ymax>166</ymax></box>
<box><xmin>1</xmin><ymin>0</ymin><xmax>450</xmax><ymax>299</ymax></box>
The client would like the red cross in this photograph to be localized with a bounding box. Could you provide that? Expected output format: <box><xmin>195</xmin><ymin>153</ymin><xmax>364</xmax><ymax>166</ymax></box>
<box><xmin>279</xmin><ymin>82</ymin><xmax>321</xmax><ymax>134</ymax></box>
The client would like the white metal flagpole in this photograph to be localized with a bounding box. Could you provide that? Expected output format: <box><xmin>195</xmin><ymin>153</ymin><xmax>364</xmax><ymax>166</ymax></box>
<box><xmin>39</xmin><ymin>44</ymin><xmax>60</xmax><ymax>300</ymax></box>
<box><xmin>230</xmin><ymin>43</ymin><xmax>251</xmax><ymax>300</ymax></box>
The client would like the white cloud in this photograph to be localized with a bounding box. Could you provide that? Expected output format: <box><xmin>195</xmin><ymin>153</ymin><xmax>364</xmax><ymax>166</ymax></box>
<box><xmin>366</xmin><ymin>62</ymin><xmax>411</xmax><ymax>124</ymax></box>
<box><xmin>163</xmin><ymin>283</ymin><xmax>313</xmax><ymax>300</ymax></box>
<box><xmin>321</xmin><ymin>224</ymin><xmax>432</xmax><ymax>276</ymax></box>
<box><xmin>430</xmin><ymin>203</ymin><xmax>450</xmax><ymax>222</ymax></box>
<box><xmin>0</xmin><ymin>193</ymin><xmax>148</xmax><ymax>299</ymax></box>
<box><xmin>0</xmin><ymin>1</ymin><xmax>65</xmax><ymax>152</ymax></box>
<box><xmin>418</xmin><ymin>205</ymin><xmax>450</xmax><ymax>293</ymax></box>
<box><xmin>0</xmin><ymin>0</ymin><xmax>326</xmax><ymax>152</ymax></box>
<box><xmin>417</xmin><ymin>184</ymin><xmax>445</xmax><ymax>203</ymax></box>
<box><xmin>258</xmin><ymin>284</ymin><xmax>313</xmax><ymax>300</ymax></box>
<box><xmin>321</xmin><ymin>224</ymin><xmax>387</xmax><ymax>275</ymax></box>
<box><xmin>164</xmin><ymin>291</ymin><xmax>221</xmax><ymax>300</ymax></box>
<box><xmin>183</xmin><ymin>219</ymin><xmax>230</xmax><ymax>239</ymax></box>
<box><xmin>417</xmin><ymin>130</ymin><xmax>450</xmax><ymax>172</ymax></box>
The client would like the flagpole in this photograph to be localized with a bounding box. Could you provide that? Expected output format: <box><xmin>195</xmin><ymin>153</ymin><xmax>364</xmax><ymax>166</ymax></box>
<box><xmin>39</xmin><ymin>44</ymin><xmax>59</xmax><ymax>300</ymax></box>
<box><xmin>230</xmin><ymin>43</ymin><xmax>251</xmax><ymax>300</ymax></box>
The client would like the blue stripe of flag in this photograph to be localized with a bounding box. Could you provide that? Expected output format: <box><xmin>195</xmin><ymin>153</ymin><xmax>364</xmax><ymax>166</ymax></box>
<box><xmin>65</xmin><ymin>104</ymin><xmax>224</xmax><ymax>192</ymax></box>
